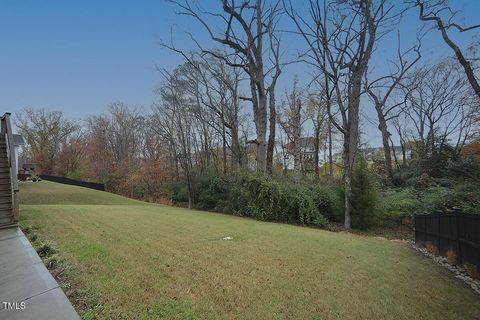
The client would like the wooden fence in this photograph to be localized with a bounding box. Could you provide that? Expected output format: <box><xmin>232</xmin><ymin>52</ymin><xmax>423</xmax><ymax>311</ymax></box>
<box><xmin>39</xmin><ymin>175</ymin><xmax>105</xmax><ymax>191</ymax></box>
<box><xmin>415</xmin><ymin>212</ymin><xmax>480</xmax><ymax>269</ymax></box>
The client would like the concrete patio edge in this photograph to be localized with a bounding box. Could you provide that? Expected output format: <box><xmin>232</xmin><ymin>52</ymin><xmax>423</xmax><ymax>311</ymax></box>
<box><xmin>0</xmin><ymin>227</ymin><xmax>80</xmax><ymax>320</ymax></box>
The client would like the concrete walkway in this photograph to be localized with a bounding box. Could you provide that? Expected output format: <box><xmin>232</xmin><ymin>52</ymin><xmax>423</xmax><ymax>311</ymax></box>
<box><xmin>0</xmin><ymin>227</ymin><xmax>80</xmax><ymax>320</ymax></box>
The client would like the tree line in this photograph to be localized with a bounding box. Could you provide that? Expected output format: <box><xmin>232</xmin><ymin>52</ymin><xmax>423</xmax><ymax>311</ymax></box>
<box><xmin>16</xmin><ymin>0</ymin><xmax>479</xmax><ymax>229</ymax></box>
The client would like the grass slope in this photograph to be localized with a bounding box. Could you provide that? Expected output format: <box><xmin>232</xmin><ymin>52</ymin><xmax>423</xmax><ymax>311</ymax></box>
<box><xmin>20</xmin><ymin>181</ymin><xmax>480</xmax><ymax>320</ymax></box>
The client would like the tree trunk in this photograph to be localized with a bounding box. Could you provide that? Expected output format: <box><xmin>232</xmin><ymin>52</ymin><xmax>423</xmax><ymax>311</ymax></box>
<box><xmin>389</xmin><ymin>137</ymin><xmax>400</xmax><ymax>170</ymax></box>
<box><xmin>344</xmin><ymin>73</ymin><xmax>362</xmax><ymax>229</ymax></box>
<box><xmin>256</xmin><ymin>124</ymin><xmax>267</xmax><ymax>172</ymax></box>
<box><xmin>343</xmin><ymin>139</ymin><xmax>352</xmax><ymax>229</ymax></box>
<box><xmin>376</xmin><ymin>106</ymin><xmax>393</xmax><ymax>185</ymax></box>
<box><xmin>328</xmin><ymin>121</ymin><xmax>333</xmax><ymax>176</ymax></box>
<box><xmin>266</xmin><ymin>88</ymin><xmax>276</xmax><ymax>174</ymax></box>
<box><xmin>249</xmin><ymin>75</ymin><xmax>268</xmax><ymax>172</ymax></box>
<box><xmin>231</xmin><ymin>124</ymin><xmax>241</xmax><ymax>170</ymax></box>
<box><xmin>256</xmin><ymin>87</ymin><xmax>268</xmax><ymax>172</ymax></box>
<box><xmin>186</xmin><ymin>172</ymin><xmax>193</xmax><ymax>209</ymax></box>
<box><xmin>222</xmin><ymin>122</ymin><xmax>227</xmax><ymax>174</ymax></box>
<box><xmin>293</xmin><ymin>99</ymin><xmax>302</xmax><ymax>183</ymax></box>
<box><xmin>314</xmin><ymin>121</ymin><xmax>320</xmax><ymax>179</ymax></box>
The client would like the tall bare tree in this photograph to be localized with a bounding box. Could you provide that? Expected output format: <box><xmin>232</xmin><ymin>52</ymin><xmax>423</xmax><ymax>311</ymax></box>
<box><xmin>184</xmin><ymin>55</ymin><xmax>245</xmax><ymax>172</ymax></box>
<box><xmin>404</xmin><ymin>59</ymin><xmax>477</xmax><ymax>156</ymax></box>
<box><xmin>168</xmin><ymin>0</ymin><xmax>282</xmax><ymax>172</ymax></box>
<box><xmin>279</xmin><ymin>80</ymin><xmax>304</xmax><ymax>182</ymax></box>
<box><xmin>153</xmin><ymin>67</ymin><xmax>196</xmax><ymax>207</ymax></box>
<box><xmin>366</xmin><ymin>34</ymin><xmax>421</xmax><ymax>184</ymax></box>
<box><xmin>15</xmin><ymin>108</ymin><xmax>79</xmax><ymax>174</ymax></box>
<box><xmin>415</xmin><ymin>0</ymin><xmax>480</xmax><ymax>99</ymax></box>
<box><xmin>306</xmin><ymin>92</ymin><xmax>328</xmax><ymax>178</ymax></box>
<box><xmin>285</xmin><ymin>0</ymin><xmax>401</xmax><ymax>228</ymax></box>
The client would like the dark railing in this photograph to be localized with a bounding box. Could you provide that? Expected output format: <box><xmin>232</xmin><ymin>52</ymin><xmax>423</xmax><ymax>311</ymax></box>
<box><xmin>415</xmin><ymin>212</ymin><xmax>480</xmax><ymax>269</ymax></box>
<box><xmin>39</xmin><ymin>175</ymin><xmax>105</xmax><ymax>191</ymax></box>
<box><xmin>1</xmin><ymin>112</ymin><xmax>19</xmax><ymax>223</ymax></box>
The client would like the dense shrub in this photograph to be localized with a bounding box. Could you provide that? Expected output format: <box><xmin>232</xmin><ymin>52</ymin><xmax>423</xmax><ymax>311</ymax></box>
<box><xmin>415</xmin><ymin>186</ymin><xmax>453</xmax><ymax>214</ymax></box>
<box><xmin>165</xmin><ymin>181</ymin><xmax>189</xmax><ymax>204</ymax></box>
<box><xmin>381</xmin><ymin>187</ymin><xmax>420</xmax><ymax>222</ymax></box>
<box><xmin>388</xmin><ymin>154</ymin><xmax>480</xmax><ymax>217</ymax></box>
<box><xmin>445</xmin><ymin>157</ymin><xmax>480</xmax><ymax>183</ymax></box>
<box><xmin>305</xmin><ymin>184</ymin><xmax>343</xmax><ymax>221</ymax></box>
<box><xmin>193</xmin><ymin>174</ymin><xmax>230</xmax><ymax>211</ymax></box>
<box><xmin>350</xmin><ymin>160</ymin><xmax>379</xmax><ymax>230</ymax></box>
<box><xmin>380</xmin><ymin>182</ymin><xmax>480</xmax><ymax>217</ymax></box>
<box><xmin>167</xmin><ymin>171</ymin><xmax>335</xmax><ymax>227</ymax></box>
<box><xmin>416</xmin><ymin>183</ymin><xmax>480</xmax><ymax>214</ymax></box>
<box><xmin>67</xmin><ymin>169</ymin><xmax>82</xmax><ymax>180</ymax></box>
<box><xmin>228</xmin><ymin>172</ymin><xmax>327</xmax><ymax>226</ymax></box>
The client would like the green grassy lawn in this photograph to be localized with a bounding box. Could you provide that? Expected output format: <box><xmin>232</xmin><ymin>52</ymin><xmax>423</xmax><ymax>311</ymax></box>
<box><xmin>19</xmin><ymin>181</ymin><xmax>480</xmax><ymax>319</ymax></box>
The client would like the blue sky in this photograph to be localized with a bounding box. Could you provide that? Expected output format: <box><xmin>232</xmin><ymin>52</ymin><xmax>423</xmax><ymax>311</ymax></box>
<box><xmin>0</xmin><ymin>0</ymin><xmax>478</xmax><ymax>144</ymax></box>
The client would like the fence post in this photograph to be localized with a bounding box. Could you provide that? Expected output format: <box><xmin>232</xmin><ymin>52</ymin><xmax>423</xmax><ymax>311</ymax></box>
<box><xmin>453</xmin><ymin>207</ymin><xmax>462</xmax><ymax>264</ymax></box>
<box><xmin>435</xmin><ymin>210</ymin><xmax>443</xmax><ymax>253</ymax></box>
<box><xmin>424</xmin><ymin>215</ymin><xmax>427</xmax><ymax>246</ymax></box>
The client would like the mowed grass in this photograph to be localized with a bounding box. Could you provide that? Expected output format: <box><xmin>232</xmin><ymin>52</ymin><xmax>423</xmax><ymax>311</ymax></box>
<box><xmin>20</xmin><ymin>181</ymin><xmax>480</xmax><ymax>320</ymax></box>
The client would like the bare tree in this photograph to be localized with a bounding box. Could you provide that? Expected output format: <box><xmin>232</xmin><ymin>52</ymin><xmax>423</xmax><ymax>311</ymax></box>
<box><xmin>404</xmin><ymin>59</ymin><xmax>477</xmax><ymax>156</ymax></box>
<box><xmin>366</xmin><ymin>34</ymin><xmax>421</xmax><ymax>184</ymax></box>
<box><xmin>153</xmin><ymin>67</ymin><xmax>196</xmax><ymax>207</ymax></box>
<box><xmin>88</xmin><ymin>102</ymin><xmax>144</xmax><ymax>165</ymax></box>
<box><xmin>285</xmin><ymin>0</ymin><xmax>402</xmax><ymax>228</ymax></box>
<box><xmin>184</xmin><ymin>54</ymin><xmax>245</xmax><ymax>172</ymax></box>
<box><xmin>278</xmin><ymin>80</ymin><xmax>305</xmax><ymax>182</ymax></box>
<box><xmin>415</xmin><ymin>0</ymin><xmax>480</xmax><ymax>99</ymax></box>
<box><xmin>391</xmin><ymin>114</ymin><xmax>410</xmax><ymax>167</ymax></box>
<box><xmin>168</xmin><ymin>0</ymin><xmax>282</xmax><ymax>172</ymax></box>
<box><xmin>306</xmin><ymin>92</ymin><xmax>328</xmax><ymax>178</ymax></box>
<box><xmin>266</xmin><ymin>17</ymin><xmax>283</xmax><ymax>174</ymax></box>
<box><xmin>15</xmin><ymin>108</ymin><xmax>79</xmax><ymax>174</ymax></box>
<box><xmin>57</xmin><ymin>128</ymin><xmax>87</xmax><ymax>176</ymax></box>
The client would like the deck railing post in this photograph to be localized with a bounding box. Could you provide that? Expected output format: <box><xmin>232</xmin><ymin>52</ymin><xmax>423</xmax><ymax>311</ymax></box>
<box><xmin>2</xmin><ymin>112</ymin><xmax>19</xmax><ymax>222</ymax></box>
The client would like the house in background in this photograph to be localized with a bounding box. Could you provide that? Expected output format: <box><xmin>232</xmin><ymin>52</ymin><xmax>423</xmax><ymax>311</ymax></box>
<box><xmin>18</xmin><ymin>163</ymin><xmax>36</xmax><ymax>181</ymax></box>
<box><xmin>11</xmin><ymin>135</ymin><xmax>37</xmax><ymax>181</ymax></box>
<box><xmin>282</xmin><ymin>137</ymin><xmax>324</xmax><ymax>172</ymax></box>
<box><xmin>12</xmin><ymin>134</ymin><xmax>25</xmax><ymax>174</ymax></box>
<box><xmin>358</xmin><ymin>146</ymin><xmax>412</xmax><ymax>164</ymax></box>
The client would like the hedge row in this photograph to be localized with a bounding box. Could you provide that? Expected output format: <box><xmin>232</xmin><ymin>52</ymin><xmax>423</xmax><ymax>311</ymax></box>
<box><xmin>167</xmin><ymin>172</ymin><xmax>343</xmax><ymax>227</ymax></box>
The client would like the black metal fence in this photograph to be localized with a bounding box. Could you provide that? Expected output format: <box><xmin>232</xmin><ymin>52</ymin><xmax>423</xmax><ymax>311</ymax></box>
<box><xmin>39</xmin><ymin>175</ymin><xmax>105</xmax><ymax>191</ymax></box>
<box><xmin>415</xmin><ymin>212</ymin><xmax>480</xmax><ymax>269</ymax></box>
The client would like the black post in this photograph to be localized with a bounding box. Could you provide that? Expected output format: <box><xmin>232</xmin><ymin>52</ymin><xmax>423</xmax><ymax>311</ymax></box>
<box><xmin>453</xmin><ymin>207</ymin><xmax>462</xmax><ymax>264</ymax></box>
<box><xmin>424</xmin><ymin>215</ymin><xmax>427</xmax><ymax>246</ymax></box>
<box><xmin>434</xmin><ymin>210</ymin><xmax>443</xmax><ymax>253</ymax></box>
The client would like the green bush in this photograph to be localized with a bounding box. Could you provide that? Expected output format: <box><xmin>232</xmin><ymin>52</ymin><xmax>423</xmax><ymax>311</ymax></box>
<box><xmin>415</xmin><ymin>183</ymin><xmax>480</xmax><ymax>215</ymax></box>
<box><xmin>166</xmin><ymin>181</ymin><xmax>189</xmax><ymax>204</ymax></box>
<box><xmin>168</xmin><ymin>171</ymin><xmax>333</xmax><ymax>227</ymax></box>
<box><xmin>380</xmin><ymin>181</ymin><xmax>480</xmax><ymax>219</ymax></box>
<box><xmin>34</xmin><ymin>240</ymin><xmax>57</xmax><ymax>258</ymax></box>
<box><xmin>445</xmin><ymin>157</ymin><xmax>480</xmax><ymax>183</ymax></box>
<box><xmin>450</xmin><ymin>182</ymin><xmax>480</xmax><ymax>214</ymax></box>
<box><xmin>381</xmin><ymin>187</ymin><xmax>420</xmax><ymax>222</ymax></box>
<box><xmin>415</xmin><ymin>186</ymin><xmax>453</xmax><ymax>214</ymax></box>
<box><xmin>44</xmin><ymin>254</ymin><xmax>62</xmax><ymax>269</ymax></box>
<box><xmin>305</xmin><ymin>184</ymin><xmax>343</xmax><ymax>221</ymax></box>
<box><xmin>350</xmin><ymin>160</ymin><xmax>379</xmax><ymax>230</ymax></box>
<box><xmin>230</xmin><ymin>172</ymin><xmax>329</xmax><ymax>226</ymax></box>
<box><xmin>193</xmin><ymin>174</ymin><xmax>230</xmax><ymax>211</ymax></box>
<box><xmin>67</xmin><ymin>170</ymin><xmax>82</xmax><ymax>180</ymax></box>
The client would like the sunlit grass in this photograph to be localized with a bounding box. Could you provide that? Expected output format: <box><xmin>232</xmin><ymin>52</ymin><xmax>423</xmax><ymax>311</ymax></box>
<box><xmin>19</xmin><ymin>181</ymin><xmax>480</xmax><ymax>319</ymax></box>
